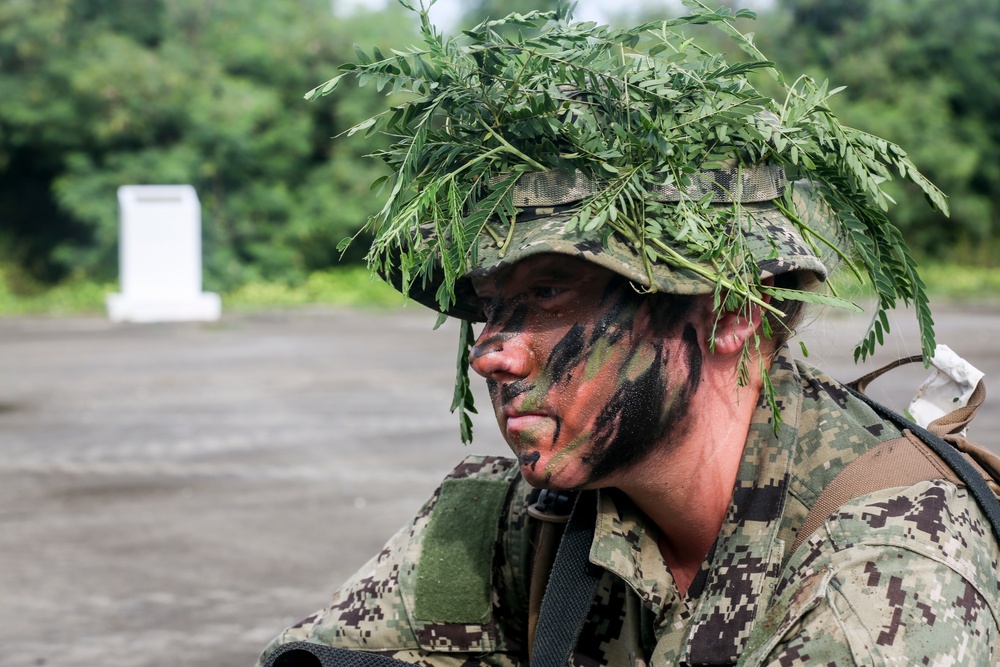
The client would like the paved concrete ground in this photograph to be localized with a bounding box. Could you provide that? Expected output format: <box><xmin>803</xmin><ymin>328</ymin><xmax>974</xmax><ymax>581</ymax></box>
<box><xmin>0</xmin><ymin>302</ymin><xmax>997</xmax><ymax>667</ymax></box>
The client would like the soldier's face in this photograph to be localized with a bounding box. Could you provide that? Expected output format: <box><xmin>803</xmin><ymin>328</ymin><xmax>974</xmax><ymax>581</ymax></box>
<box><xmin>470</xmin><ymin>255</ymin><xmax>705</xmax><ymax>490</ymax></box>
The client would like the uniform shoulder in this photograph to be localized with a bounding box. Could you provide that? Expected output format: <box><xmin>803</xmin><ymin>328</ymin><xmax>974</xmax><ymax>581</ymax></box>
<box><xmin>787</xmin><ymin>359</ymin><xmax>905</xmax><ymax>508</ymax></box>
<box><xmin>822</xmin><ymin>479</ymin><xmax>999</xmax><ymax>585</ymax></box>
<box><xmin>743</xmin><ymin>480</ymin><xmax>1000</xmax><ymax>666</ymax></box>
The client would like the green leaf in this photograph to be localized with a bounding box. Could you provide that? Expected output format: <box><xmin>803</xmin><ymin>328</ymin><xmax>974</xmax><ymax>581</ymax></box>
<box><xmin>304</xmin><ymin>73</ymin><xmax>348</xmax><ymax>100</ymax></box>
<box><xmin>450</xmin><ymin>319</ymin><xmax>478</xmax><ymax>445</ymax></box>
<box><xmin>761</xmin><ymin>286</ymin><xmax>864</xmax><ymax>312</ymax></box>
<box><xmin>346</xmin><ymin>116</ymin><xmax>378</xmax><ymax>137</ymax></box>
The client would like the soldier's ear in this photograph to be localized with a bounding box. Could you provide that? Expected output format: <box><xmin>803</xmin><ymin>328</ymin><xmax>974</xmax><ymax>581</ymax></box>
<box><xmin>710</xmin><ymin>279</ymin><xmax>773</xmax><ymax>356</ymax></box>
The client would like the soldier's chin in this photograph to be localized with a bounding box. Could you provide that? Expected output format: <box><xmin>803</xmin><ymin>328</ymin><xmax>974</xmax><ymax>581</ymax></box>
<box><xmin>518</xmin><ymin>454</ymin><xmax>590</xmax><ymax>491</ymax></box>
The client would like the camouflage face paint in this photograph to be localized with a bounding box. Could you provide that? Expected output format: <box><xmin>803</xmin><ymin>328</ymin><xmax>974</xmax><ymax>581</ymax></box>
<box><xmin>469</xmin><ymin>255</ymin><xmax>705</xmax><ymax>489</ymax></box>
<box><xmin>529</xmin><ymin>284</ymin><xmax>701</xmax><ymax>486</ymax></box>
<box><xmin>585</xmin><ymin>322</ymin><xmax>703</xmax><ymax>482</ymax></box>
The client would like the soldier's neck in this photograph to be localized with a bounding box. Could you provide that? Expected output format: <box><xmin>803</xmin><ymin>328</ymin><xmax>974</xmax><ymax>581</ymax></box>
<box><xmin>614</xmin><ymin>363</ymin><xmax>764</xmax><ymax>597</ymax></box>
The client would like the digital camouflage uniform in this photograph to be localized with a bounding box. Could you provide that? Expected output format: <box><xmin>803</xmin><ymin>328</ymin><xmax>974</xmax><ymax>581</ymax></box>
<box><xmin>258</xmin><ymin>349</ymin><xmax>1000</xmax><ymax>666</ymax></box>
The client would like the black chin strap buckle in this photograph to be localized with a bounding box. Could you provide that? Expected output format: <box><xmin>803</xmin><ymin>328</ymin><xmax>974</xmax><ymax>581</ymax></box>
<box><xmin>527</xmin><ymin>488</ymin><xmax>576</xmax><ymax>524</ymax></box>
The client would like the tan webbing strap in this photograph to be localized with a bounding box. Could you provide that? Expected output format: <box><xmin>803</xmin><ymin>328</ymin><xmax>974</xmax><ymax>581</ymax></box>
<box><xmin>925</xmin><ymin>379</ymin><xmax>1000</xmax><ymax>496</ymax></box>
<box><xmin>927</xmin><ymin>378</ymin><xmax>985</xmax><ymax>438</ymax></box>
<box><xmin>791</xmin><ymin>432</ymin><xmax>962</xmax><ymax>553</ymax></box>
<box><xmin>953</xmin><ymin>438</ymin><xmax>1000</xmax><ymax>497</ymax></box>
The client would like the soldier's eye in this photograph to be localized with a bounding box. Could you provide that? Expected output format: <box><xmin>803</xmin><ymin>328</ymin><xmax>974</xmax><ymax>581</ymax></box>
<box><xmin>533</xmin><ymin>286</ymin><xmax>564</xmax><ymax>300</ymax></box>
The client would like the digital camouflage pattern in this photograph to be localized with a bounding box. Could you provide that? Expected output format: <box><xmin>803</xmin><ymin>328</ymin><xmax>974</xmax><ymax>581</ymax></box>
<box><xmin>258</xmin><ymin>349</ymin><xmax>1000</xmax><ymax>666</ymax></box>
<box><xmin>501</xmin><ymin>163</ymin><xmax>787</xmax><ymax>209</ymax></box>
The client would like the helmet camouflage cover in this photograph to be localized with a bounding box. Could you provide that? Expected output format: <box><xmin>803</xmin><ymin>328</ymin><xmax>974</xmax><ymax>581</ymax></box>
<box><xmin>308</xmin><ymin>1</ymin><xmax>947</xmax><ymax>440</ymax></box>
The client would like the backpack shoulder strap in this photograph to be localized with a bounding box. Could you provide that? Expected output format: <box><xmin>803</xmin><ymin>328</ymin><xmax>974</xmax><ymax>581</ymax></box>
<box><xmin>263</xmin><ymin>642</ymin><xmax>418</xmax><ymax>666</ymax></box>
<box><xmin>925</xmin><ymin>379</ymin><xmax>1000</xmax><ymax>495</ymax></box>
<box><xmin>845</xmin><ymin>354</ymin><xmax>924</xmax><ymax>394</ymax></box>
<box><xmin>793</xmin><ymin>372</ymin><xmax>1000</xmax><ymax>553</ymax></box>
<box><xmin>850</xmin><ymin>381</ymin><xmax>1000</xmax><ymax>535</ymax></box>
<box><xmin>792</xmin><ymin>430</ymin><xmax>960</xmax><ymax>552</ymax></box>
<box><xmin>530</xmin><ymin>490</ymin><xmax>601</xmax><ymax>667</ymax></box>
<box><xmin>850</xmin><ymin>355</ymin><xmax>1000</xmax><ymax>493</ymax></box>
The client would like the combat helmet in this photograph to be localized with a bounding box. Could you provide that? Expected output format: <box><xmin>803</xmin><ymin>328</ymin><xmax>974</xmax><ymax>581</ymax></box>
<box><xmin>309</xmin><ymin>2</ymin><xmax>948</xmax><ymax>440</ymax></box>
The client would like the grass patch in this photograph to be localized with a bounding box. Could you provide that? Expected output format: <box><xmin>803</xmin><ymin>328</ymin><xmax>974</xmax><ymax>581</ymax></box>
<box><xmin>917</xmin><ymin>263</ymin><xmax>1000</xmax><ymax>300</ymax></box>
<box><xmin>0</xmin><ymin>267</ymin><xmax>113</xmax><ymax>315</ymax></box>
<box><xmin>827</xmin><ymin>261</ymin><xmax>1000</xmax><ymax>303</ymax></box>
<box><xmin>0</xmin><ymin>265</ymin><xmax>404</xmax><ymax>316</ymax></box>
<box><xmin>0</xmin><ymin>261</ymin><xmax>994</xmax><ymax>317</ymax></box>
<box><xmin>224</xmin><ymin>266</ymin><xmax>404</xmax><ymax>309</ymax></box>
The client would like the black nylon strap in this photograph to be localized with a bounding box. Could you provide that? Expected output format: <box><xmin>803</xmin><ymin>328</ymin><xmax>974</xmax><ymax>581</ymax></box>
<box><xmin>531</xmin><ymin>489</ymin><xmax>602</xmax><ymax>667</ymax></box>
<box><xmin>846</xmin><ymin>384</ymin><xmax>1000</xmax><ymax>544</ymax></box>
<box><xmin>262</xmin><ymin>642</ymin><xmax>417</xmax><ymax>667</ymax></box>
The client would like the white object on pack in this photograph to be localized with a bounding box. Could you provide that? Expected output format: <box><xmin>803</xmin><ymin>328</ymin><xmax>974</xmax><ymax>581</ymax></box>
<box><xmin>908</xmin><ymin>344</ymin><xmax>985</xmax><ymax>434</ymax></box>
<box><xmin>106</xmin><ymin>185</ymin><xmax>221</xmax><ymax>323</ymax></box>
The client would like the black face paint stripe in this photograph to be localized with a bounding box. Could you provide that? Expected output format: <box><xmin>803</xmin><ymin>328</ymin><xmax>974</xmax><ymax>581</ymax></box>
<box><xmin>649</xmin><ymin>295</ymin><xmax>694</xmax><ymax>336</ymax></box>
<box><xmin>583</xmin><ymin>325</ymin><xmax>704</xmax><ymax>484</ymax></box>
<box><xmin>503</xmin><ymin>302</ymin><xmax>528</xmax><ymax>333</ymax></box>
<box><xmin>599</xmin><ymin>275</ymin><xmax>622</xmax><ymax>304</ymax></box>
<box><xmin>472</xmin><ymin>297</ymin><xmax>530</xmax><ymax>362</ymax></box>
<box><xmin>545</xmin><ymin>323</ymin><xmax>587</xmax><ymax>385</ymax></box>
<box><xmin>648</xmin><ymin>326</ymin><xmax>702</xmax><ymax>441</ymax></box>
<box><xmin>519</xmin><ymin>450</ymin><xmax>541</xmax><ymax>471</ymax></box>
<box><xmin>590</xmin><ymin>284</ymin><xmax>634</xmax><ymax>346</ymax></box>
<box><xmin>472</xmin><ymin>334</ymin><xmax>505</xmax><ymax>363</ymax></box>
<box><xmin>585</xmin><ymin>345</ymin><xmax>668</xmax><ymax>481</ymax></box>
<box><xmin>682</xmin><ymin>323</ymin><xmax>703</xmax><ymax>395</ymax></box>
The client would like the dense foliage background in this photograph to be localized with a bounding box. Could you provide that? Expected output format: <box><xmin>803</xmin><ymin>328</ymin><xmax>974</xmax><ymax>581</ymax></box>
<box><xmin>0</xmin><ymin>0</ymin><xmax>996</xmax><ymax>296</ymax></box>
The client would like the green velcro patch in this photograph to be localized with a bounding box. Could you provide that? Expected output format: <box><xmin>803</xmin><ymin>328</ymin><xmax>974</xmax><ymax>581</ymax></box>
<box><xmin>413</xmin><ymin>477</ymin><xmax>511</xmax><ymax>624</ymax></box>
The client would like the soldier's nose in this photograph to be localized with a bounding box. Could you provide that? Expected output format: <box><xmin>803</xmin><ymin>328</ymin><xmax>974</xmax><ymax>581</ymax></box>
<box><xmin>470</xmin><ymin>332</ymin><xmax>533</xmax><ymax>382</ymax></box>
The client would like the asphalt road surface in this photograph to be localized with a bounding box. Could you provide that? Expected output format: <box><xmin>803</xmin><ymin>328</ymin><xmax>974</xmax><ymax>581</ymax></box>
<box><xmin>1</xmin><ymin>301</ymin><xmax>997</xmax><ymax>667</ymax></box>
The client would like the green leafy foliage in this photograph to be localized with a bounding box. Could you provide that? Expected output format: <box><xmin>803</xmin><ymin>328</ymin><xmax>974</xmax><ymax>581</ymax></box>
<box><xmin>449</xmin><ymin>319</ymin><xmax>479</xmax><ymax>444</ymax></box>
<box><xmin>313</xmin><ymin>0</ymin><xmax>947</xmax><ymax>432</ymax></box>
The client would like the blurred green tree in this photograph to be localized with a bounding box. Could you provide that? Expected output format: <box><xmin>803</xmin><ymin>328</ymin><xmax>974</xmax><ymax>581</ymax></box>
<box><xmin>0</xmin><ymin>0</ymin><xmax>415</xmax><ymax>290</ymax></box>
<box><xmin>765</xmin><ymin>0</ymin><xmax>1000</xmax><ymax>263</ymax></box>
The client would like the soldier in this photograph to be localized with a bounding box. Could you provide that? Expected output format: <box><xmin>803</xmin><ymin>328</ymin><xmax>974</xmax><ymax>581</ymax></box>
<box><xmin>259</xmin><ymin>6</ymin><xmax>999</xmax><ymax>666</ymax></box>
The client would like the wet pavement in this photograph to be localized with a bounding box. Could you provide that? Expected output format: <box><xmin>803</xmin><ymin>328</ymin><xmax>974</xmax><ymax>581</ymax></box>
<box><xmin>0</xmin><ymin>301</ymin><xmax>997</xmax><ymax>666</ymax></box>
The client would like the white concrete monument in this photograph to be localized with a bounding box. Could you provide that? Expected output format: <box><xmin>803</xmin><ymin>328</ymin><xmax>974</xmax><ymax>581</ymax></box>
<box><xmin>106</xmin><ymin>185</ymin><xmax>221</xmax><ymax>323</ymax></box>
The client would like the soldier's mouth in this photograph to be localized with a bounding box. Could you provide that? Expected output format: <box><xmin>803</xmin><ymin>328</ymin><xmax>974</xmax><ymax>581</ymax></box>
<box><xmin>505</xmin><ymin>412</ymin><xmax>549</xmax><ymax>433</ymax></box>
